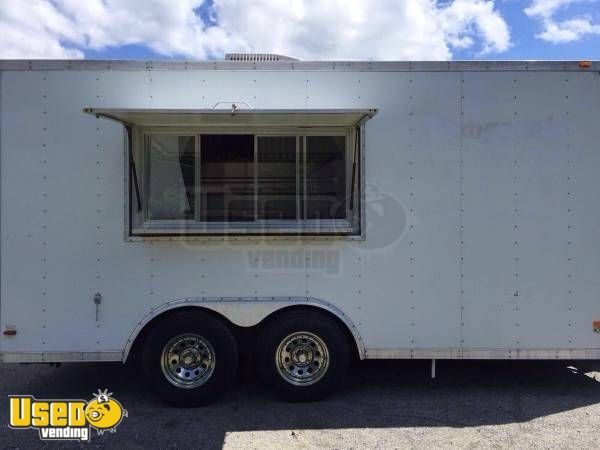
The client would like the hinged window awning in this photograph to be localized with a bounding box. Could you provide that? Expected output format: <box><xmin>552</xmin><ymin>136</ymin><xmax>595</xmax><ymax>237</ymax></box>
<box><xmin>83</xmin><ymin>108</ymin><xmax>377</xmax><ymax>127</ymax></box>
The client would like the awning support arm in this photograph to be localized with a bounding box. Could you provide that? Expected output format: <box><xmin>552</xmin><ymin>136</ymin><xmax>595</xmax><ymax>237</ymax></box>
<box><xmin>349</xmin><ymin>125</ymin><xmax>361</xmax><ymax>212</ymax></box>
<box><xmin>126</xmin><ymin>126</ymin><xmax>142</xmax><ymax>212</ymax></box>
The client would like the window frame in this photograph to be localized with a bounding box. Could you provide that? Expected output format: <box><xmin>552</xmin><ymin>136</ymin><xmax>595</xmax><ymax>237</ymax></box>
<box><xmin>126</xmin><ymin>125</ymin><xmax>364</xmax><ymax>239</ymax></box>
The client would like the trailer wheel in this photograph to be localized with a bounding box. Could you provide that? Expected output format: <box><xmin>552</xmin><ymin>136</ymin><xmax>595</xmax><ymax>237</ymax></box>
<box><xmin>141</xmin><ymin>310</ymin><xmax>238</xmax><ymax>407</ymax></box>
<box><xmin>256</xmin><ymin>310</ymin><xmax>349</xmax><ymax>402</ymax></box>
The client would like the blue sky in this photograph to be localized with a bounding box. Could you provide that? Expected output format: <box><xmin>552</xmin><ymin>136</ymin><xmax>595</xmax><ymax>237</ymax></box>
<box><xmin>477</xmin><ymin>0</ymin><xmax>600</xmax><ymax>60</ymax></box>
<box><xmin>1</xmin><ymin>0</ymin><xmax>599</xmax><ymax>61</ymax></box>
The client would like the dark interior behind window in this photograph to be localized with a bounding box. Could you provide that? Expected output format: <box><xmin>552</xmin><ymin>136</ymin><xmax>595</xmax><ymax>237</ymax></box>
<box><xmin>257</xmin><ymin>136</ymin><xmax>297</xmax><ymax>220</ymax></box>
<box><xmin>200</xmin><ymin>135</ymin><xmax>254</xmax><ymax>222</ymax></box>
<box><xmin>304</xmin><ymin>136</ymin><xmax>346</xmax><ymax>220</ymax></box>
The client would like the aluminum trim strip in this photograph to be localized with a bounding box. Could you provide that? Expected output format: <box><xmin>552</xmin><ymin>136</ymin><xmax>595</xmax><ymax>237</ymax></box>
<box><xmin>365</xmin><ymin>348</ymin><xmax>600</xmax><ymax>360</ymax></box>
<box><xmin>3</xmin><ymin>348</ymin><xmax>599</xmax><ymax>363</ymax></box>
<box><xmin>0</xmin><ymin>351</ymin><xmax>122</xmax><ymax>363</ymax></box>
<box><xmin>0</xmin><ymin>60</ymin><xmax>598</xmax><ymax>72</ymax></box>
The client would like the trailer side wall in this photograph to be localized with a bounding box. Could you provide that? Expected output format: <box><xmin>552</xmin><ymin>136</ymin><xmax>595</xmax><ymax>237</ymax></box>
<box><xmin>1</xmin><ymin>65</ymin><xmax>599</xmax><ymax>361</ymax></box>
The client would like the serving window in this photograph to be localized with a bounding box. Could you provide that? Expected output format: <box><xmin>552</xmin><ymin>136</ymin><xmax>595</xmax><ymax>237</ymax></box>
<box><xmin>83</xmin><ymin>107</ymin><xmax>375</xmax><ymax>237</ymax></box>
<box><xmin>130</xmin><ymin>128</ymin><xmax>361</xmax><ymax>236</ymax></box>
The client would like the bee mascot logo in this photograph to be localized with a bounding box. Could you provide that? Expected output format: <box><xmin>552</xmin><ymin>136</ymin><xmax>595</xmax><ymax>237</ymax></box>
<box><xmin>9</xmin><ymin>389</ymin><xmax>128</xmax><ymax>442</ymax></box>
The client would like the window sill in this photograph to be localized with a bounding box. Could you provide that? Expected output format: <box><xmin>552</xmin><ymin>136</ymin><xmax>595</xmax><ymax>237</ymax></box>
<box><xmin>130</xmin><ymin>219</ymin><xmax>360</xmax><ymax>237</ymax></box>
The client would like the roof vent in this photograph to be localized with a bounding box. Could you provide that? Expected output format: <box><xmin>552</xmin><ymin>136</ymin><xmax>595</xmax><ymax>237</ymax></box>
<box><xmin>225</xmin><ymin>53</ymin><xmax>299</xmax><ymax>62</ymax></box>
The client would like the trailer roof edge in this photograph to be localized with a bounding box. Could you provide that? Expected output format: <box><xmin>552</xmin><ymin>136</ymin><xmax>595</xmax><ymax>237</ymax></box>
<box><xmin>0</xmin><ymin>60</ymin><xmax>598</xmax><ymax>72</ymax></box>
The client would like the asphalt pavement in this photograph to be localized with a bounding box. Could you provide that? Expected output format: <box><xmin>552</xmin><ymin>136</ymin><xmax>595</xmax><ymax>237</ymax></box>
<box><xmin>1</xmin><ymin>359</ymin><xmax>599</xmax><ymax>449</ymax></box>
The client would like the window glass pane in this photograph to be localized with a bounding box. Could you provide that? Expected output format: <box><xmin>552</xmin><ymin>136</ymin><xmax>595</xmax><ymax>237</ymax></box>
<box><xmin>304</xmin><ymin>136</ymin><xmax>347</xmax><ymax>220</ymax></box>
<box><xmin>257</xmin><ymin>136</ymin><xmax>297</xmax><ymax>220</ymax></box>
<box><xmin>200</xmin><ymin>135</ymin><xmax>255</xmax><ymax>222</ymax></box>
<box><xmin>147</xmin><ymin>135</ymin><xmax>195</xmax><ymax>220</ymax></box>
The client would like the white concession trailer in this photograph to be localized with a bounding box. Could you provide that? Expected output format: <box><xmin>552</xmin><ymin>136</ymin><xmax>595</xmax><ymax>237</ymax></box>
<box><xmin>1</xmin><ymin>57</ymin><xmax>599</xmax><ymax>405</ymax></box>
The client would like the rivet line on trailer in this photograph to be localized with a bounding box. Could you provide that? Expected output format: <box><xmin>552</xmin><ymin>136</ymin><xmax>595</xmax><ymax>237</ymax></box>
<box><xmin>565</xmin><ymin>76</ymin><xmax>575</xmax><ymax>347</ymax></box>
<box><xmin>408</xmin><ymin>78</ymin><xmax>416</xmax><ymax>349</ymax></box>
<box><xmin>41</xmin><ymin>72</ymin><xmax>48</xmax><ymax>347</ymax></box>
<box><xmin>95</xmin><ymin>73</ymin><xmax>103</xmax><ymax>332</ymax></box>
<box><xmin>512</xmin><ymin>75</ymin><xmax>521</xmax><ymax>346</ymax></box>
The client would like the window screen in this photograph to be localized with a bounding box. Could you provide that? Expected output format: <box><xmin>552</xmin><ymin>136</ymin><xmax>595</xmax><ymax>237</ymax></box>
<box><xmin>147</xmin><ymin>135</ymin><xmax>195</xmax><ymax>220</ymax></box>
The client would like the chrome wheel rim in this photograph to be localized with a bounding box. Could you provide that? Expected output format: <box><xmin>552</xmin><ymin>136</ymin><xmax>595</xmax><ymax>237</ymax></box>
<box><xmin>276</xmin><ymin>331</ymin><xmax>329</xmax><ymax>386</ymax></box>
<box><xmin>161</xmin><ymin>333</ymin><xmax>215</xmax><ymax>389</ymax></box>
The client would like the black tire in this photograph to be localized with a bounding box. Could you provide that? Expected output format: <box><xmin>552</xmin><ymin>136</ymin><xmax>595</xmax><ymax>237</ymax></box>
<box><xmin>141</xmin><ymin>310</ymin><xmax>238</xmax><ymax>407</ymax></box>
<box><xmin>256</xmin><ymin>310</ymin><xmax>349</xmax><ymax>402</ymax></box>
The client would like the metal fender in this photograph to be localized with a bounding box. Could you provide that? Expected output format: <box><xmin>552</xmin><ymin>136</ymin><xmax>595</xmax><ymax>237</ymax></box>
<box><xmin>122</xmin><ymin>296</ymin><xmax>366</xmax><ymax>362</ymax></box>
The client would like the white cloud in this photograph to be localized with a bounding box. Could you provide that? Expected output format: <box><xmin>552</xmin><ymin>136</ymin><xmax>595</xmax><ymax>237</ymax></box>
<box><xmin>0</xmin><ymin>0</ymin><xmax>510</xmax><ymax>60</ymax></box>
<box><xmin>537</xmin><ymin>18</ymin><xmax>600</xmax><ymax>42</ymax></box>
<box><xmin>525</xmin><ymin>0</ymin><xmax>600</xmax><ymax>43</ymax></box>
<box><xmin>524</xmin><ymin>0</ymin><xmax>578</xmax><ymax>18</ymax></box>
<box><xmin>0</xmin><ymin>0</ymin><xmax>84</xmax><ymax>58</ymax></box>
<box><xmin>438</xmin><ymin>0</ymin><xmax>511</xmax><ymax>55</ymax></box>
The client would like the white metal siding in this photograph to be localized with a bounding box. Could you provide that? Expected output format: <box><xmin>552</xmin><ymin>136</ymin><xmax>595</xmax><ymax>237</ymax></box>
<box><xmin>460</xmin><ymin>71</ymin><xmax>600</xmax><ymax>349</ymax></box>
